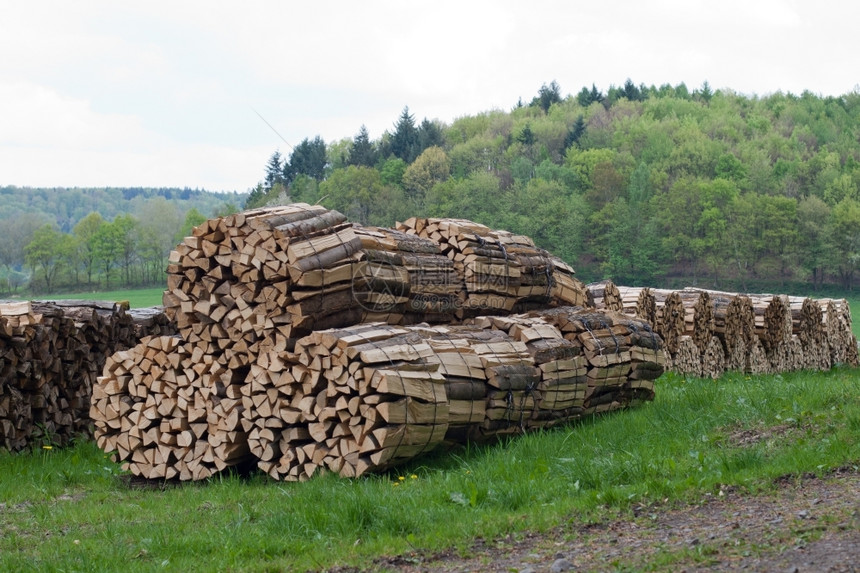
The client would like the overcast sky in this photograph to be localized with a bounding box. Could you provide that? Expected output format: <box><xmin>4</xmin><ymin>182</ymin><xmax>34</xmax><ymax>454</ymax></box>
<box><xmin>1</xmin><ymin>1</ymin><xmax>857</xmax><ymax>193</ymax></box>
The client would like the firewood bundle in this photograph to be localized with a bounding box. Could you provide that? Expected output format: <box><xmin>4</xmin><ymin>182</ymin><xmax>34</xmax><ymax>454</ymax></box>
<box><xmin>352</xmin><ymin>226</ymin><xmax>461</xmax><ymax>324</ymax></box>
<box><xmin>396</xmin><ymin>217</ymin><xmax>588</xmax><ymax>318</ymax></box>
<box><xmin>787</xmin><ymin>296</ymin><xmax>831</xmax><ymax>371</ymax></box>
<box><xmin>246</xmin><ymin>323</ymin><xmax>448</xmax><ymax>481</ymax></box>
<box><xmin>414</xmin><ymin>323</ymin><xmax>539</xmax><ymax>443</ymax></box>
<box><xmin>747</xmin><ymin>295</ymin><xmax>793</xmax><ymax>354</ymax></box>
<box><xmin>616</xmin><ymin>286</ymin><xmax>657</xmax><ymax>325</ymax></box>
<box><xmin>162</xmin><ymin>204</ymin><xmax>363</xmax><ymax>368</ymax></box>
<box><xmin>1</xmin><ymin>301</ymin><xmax>74</xmax><ymax>451</ymax></box>
<box><xmin>745</xmin><ymin>337</ymin><xmax>773</xmax><ymax>374</ymax></box>
<box><xmin>1</xmin><ymin>300</ymin><xmax>163</xmax><ymax>452</ymax></box>
<box><xmin>819</xmin><ymin>298</ymin><xmax>860</xmax><ymax>366</ymax></box>
<box><xmin>677</xmin><ymin>289</ymin><xmax>715</xmax><ymax>355</ymax></box>
<box><xmin>667</xmin><ymin>336</ymin><xmax>703</xmax><ymax>377</ymax></box>
<box><xmin>92</xmin><ymin>336</ymin><xmax>250</xmax><ymax>480</ymax></box>
<box><xmin>586</xmin><ymin>280</ymin><xmax>623</xmax><ymax>312</ymax></box>
<box><xmin>528</xmin><ymin>307</ymin><xmax>666</xmax><ymax>410</ymax></box>
<box><xmin>471</xmin><ymin>315</ymin><xmax>589</xmax><ymax>429</ymax></box>
<box><xmin>650</xmin><ymin>289</ymin><xmax>685</xmax><ymax>356</ymax></box>
<box><xmin>701</xmin><ymin>336</ymin><xmax>726</xmax><ymax>379</ymax></box>
<box><xmin>694</xmin><ymin>290</ymin><xmax>756</xmax><ymax>371</ymax></box>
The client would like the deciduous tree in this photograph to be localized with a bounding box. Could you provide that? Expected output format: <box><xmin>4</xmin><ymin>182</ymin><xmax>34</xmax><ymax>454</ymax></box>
<box><xmin>24</xmin><ymin>224</ymin><xmax>70</xmax><ymax>292</ymax></box>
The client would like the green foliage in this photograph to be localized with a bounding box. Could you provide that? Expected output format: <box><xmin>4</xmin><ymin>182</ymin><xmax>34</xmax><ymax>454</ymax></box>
<box><xmin>263</xmin><ymin>150</ymin><xmax>285</xmax><ymax>190</ymax></box>
<box><xmin>379</xmin><ymin>157</ymin><xmax>407</xmax><ymax>187</ymax></box>
<box><xmin>24</xmin><ymin>224</ymin><xmax>72</xmax><ymax>292</ymax></box>
<box><xmin>319</xmin><ymin>166</ymin><xmax>387</xmax><ymax>225</ymax></box>
<box><xmin>285</xmin><ymin>136</ymin><xmax>328</xmax><ymax>182</ymax></box>
<box><xmin>530</xmin><ymin>80</ymin><xmax>563</xmax><ymax>113</ymax></box>
<box><xmin>402</xmin><ymin>146</ymin><xmax>451</xmax><ymax>206</ymax></box>
<box><xmin>390</xmin><ymin>106</ymin><xmax>420</xmax><ymax>163</ymax></box>
<box><xmin>0</xmin><ymin>186</ymin><xmax>247</xmax><ymax>234</ymax></box>
<box><xmin>347</xmin><ymin>125</ymin><xmax>378</xmax><ymax>168</ymax></box>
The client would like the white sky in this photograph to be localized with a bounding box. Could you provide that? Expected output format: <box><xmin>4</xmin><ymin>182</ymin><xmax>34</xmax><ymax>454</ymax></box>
<box><xmin>1</xmin><ymin>0</ymin><xmax>857</xmax><ymax>193</ymax></box>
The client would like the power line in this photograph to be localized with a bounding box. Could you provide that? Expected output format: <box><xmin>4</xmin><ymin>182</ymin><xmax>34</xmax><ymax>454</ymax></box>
<box><xmin>251</xmin><ymin>107</ymin><xmax>294</xmax><ymax>151</ymax></box>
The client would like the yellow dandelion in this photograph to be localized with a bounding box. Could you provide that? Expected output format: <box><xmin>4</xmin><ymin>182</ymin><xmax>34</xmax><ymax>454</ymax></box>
<box><xmin>393</xmin><ymin>482</ymin><xmax>400</xmax><ymax>487</ymax></box>
<box><xmin>410</xmin><ymin>474</ymin><xmax>418</xmax><ymax>480</ymax></box>
<box><xmin>398</xmin><ymin>475</ymin><xmax>405</xmax><ymax>481</ymax></box>
<box><xmin>42</xmin><ymin>445</ymin><xmax>53</xmax><ymax>450</ymax></box>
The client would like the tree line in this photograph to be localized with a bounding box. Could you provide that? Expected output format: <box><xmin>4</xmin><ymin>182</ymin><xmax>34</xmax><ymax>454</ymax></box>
<box><xmin>0</xmin><ymin>197</ymin><xmax>238</xmax><ymax>295</ymax></box>
<box><xmin>247</xmin><ymin>80</ymin><xmax>860</xmax><ymax>293</ymax></box>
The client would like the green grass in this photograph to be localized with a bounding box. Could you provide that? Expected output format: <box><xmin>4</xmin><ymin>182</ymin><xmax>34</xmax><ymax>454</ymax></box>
<box><xmin>28</xmin><ymin>287</ymin><xmax>165</xmax><ymax>309</ymax></box>
<box><xmin>2</xmin><ymin>367</ymin><xmax>859</xmax><ymax>572</ymax></box>
<box><xmin>849</xmin><ymin>296</ymin><xmax>860</xmax><ymax>338</ymax></box>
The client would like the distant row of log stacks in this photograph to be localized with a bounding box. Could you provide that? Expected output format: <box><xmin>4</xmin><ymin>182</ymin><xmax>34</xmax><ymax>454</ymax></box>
<box><xmin>596</xmin><ymin>283</ymin><xmax>858</xmax><ymax>378</ymax></box>
<box><xmin>93</xmin><ymin>307</ymin><xmax>666</xmax><ymax>481</ymax></box>
<box><xmin>0</xmin><ymin>300</ymin><xmax>175</xmax><ymax>452</ymax></box>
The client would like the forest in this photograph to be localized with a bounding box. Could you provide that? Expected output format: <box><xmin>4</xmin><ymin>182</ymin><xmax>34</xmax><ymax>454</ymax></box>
<box><xmin>4</xmin><ymin>79</ymin><xmax>860</xmax><ymax>296</ymax></box>
<box><xmin>248</xmin><ymin>80</ymin><xmax>860</xmax><ymax>294</ymax></box>
<box><xmin>0</xmin><ymin>187</ymin><xmax>244</xmax><ymax>294</ymax></box>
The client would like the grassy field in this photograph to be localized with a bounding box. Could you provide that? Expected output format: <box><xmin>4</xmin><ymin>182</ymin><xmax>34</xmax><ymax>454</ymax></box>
<box><xmin>2</xmin><ymin>367</ymin><xmax>859</xmax><ymax>572</ymax></box>
<box><xmin>27</xmin><ymin>287</ymin><xmax>165</xmax><ymax>309</ymax></box>
<box><xmin>850</xmin><ymin>296</ymin><xmax>860</xmax><ymax>338</ymax></box>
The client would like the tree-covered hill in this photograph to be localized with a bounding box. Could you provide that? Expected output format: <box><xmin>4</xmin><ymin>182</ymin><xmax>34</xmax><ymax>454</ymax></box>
<box><xmin>250</xmin><ymin>81</ymin><xmax>860</xmax><ymax>292</ymax></box>
<box><xmin>0</xmin><ymin>186</ymin><xmax>247</xmax><ymax>295</ymax></box>
<box><xmin>0</xmin><ymin>186</ymin><xmax>246</xmax><ymax>233</ymax></box>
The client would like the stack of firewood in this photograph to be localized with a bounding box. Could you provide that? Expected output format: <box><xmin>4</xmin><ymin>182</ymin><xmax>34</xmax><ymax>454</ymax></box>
<box><xmin>1</xmin><ymin>300</ymin><xmax>170</xmax><ymax>452</ymax></box>
<box><xmin>651</xmin><ymin>289</ymin><xmax>685</xmax><ymax>356</ymax></box>
<box><xmin>529</xmin><ymin>307</ymin><xmax>665</xmax><ymax>408</ymax></box>
<box><xmin>819</xmin><ymin>298</ymin><xmax>859</xmax><ymax>366</ymax></box>
<box><xmin>92</xmin><ymin>336</ymin><xmax>250</xmax><ymax>480</ymax></box>
<box><xmin>162</xmin><ymin>204</ymin><xmax>362</xmax><ymax>368</ymax></box>
<box><xmin>616</xmin><ymin>286</ymin><xmax>657</xmax><ymax>325</ymax></box>
<box><xmin>352</xmin><ymin>226</ymin><xmax>461</xmax><ymax>324</ymax></box>
<box><xmin>94</xmin><ymin>303</ymin><xmax>665</xmax><ymax>481</ymax></box>
<box><xmin>633</xmin><ymin>286</ymin><xmax>858</xmax><ymax>377</ymax></box>
<box><xmin>396</xmin><ymin>217</ymin><xmax>588</xmax><ymax>318</ymax></box>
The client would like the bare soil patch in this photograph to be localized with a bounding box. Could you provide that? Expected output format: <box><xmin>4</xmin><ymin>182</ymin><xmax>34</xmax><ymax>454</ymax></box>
<box><xmin>329</xmin><ymin>465</ymin><xmax>860</xmax><ymax>572</ymax></box>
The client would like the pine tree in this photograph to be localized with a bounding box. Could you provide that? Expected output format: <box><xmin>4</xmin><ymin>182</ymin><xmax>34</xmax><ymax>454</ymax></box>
<box><xmin>563</xmin><ymin>115</ymin><xmax>586</xmax><ymax>151</ymax></box>
<box><xmin>286</xmin><ymin>136</ymin><xmax>328</xmax><ymax>181</ymax></box>
<box><xmin>416</xmin><ymin>118</ymin><xmax>444</xmax><ymax>154</ymax></box>
<box><xmin>390</xmin><ymin>106</ymin><xmax>419</xmax><ymax>163</ymax></box>
<box><xmin>531</xmin><ymin>80</ymin><xmax>563</xmax><ymax>113</ymax></box>
<box><xmin>517</xmin><ymin>122</ymin><xmax>535</xmax><ymax>145</ymax></box>
<box><xmin>576</xmin><ymin>84</ymin><xmax>603</xmax><ymax>107</ymax></box>
<box><xmin>348</xmin><ymin>125</ymin><xmax>377</xmax><ymax>167</ymax></box>
<box><xmin>263</xmin><ymin>151</ymin><xmax>284</xmax><ymax>191</ymax></box>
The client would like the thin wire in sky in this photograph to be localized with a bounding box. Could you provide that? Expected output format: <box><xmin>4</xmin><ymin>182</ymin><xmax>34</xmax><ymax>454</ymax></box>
<box><xmin>252</xmin><ymin>107</ymin><xmax>294</xmax><ymax>151</ymax></box>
